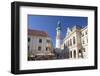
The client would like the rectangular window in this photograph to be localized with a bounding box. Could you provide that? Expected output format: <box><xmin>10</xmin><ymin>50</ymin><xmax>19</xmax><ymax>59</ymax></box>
<box><xmin>46</xmin><ymin>47</ymin><xmax>48</xmax><ymax>51</ymax></box>
<box><xmin>28</xmin><ymin>45</ymin><xmax>29</xmax><ymax>50</ymax></box>
<box><xmin>85</xmin><ymin>31</ymin><xmax>87</xmax><ymax>35</ymax></box>
<box><xmin>82</xmin><ymin>33</ymin><xmax>84</xmax><ymax>37</ymax></box>
<box><xmin>38</xmin><ymin>46</ymin><xmax>41</xmax><ymax>51</ymax></box>
<box><xmin>70</xmin><ymin>39</ymin><xmax>72</xmax><ymax>46</ymax></box>
<box><xmin>47</xmin><ymin>40</ymin><xmax>50</xmax><ymax>43</ymax></box>
<box><xmin>68</xmin><ymin>40</ymin><xmax>69</xmax><ymax>46</ymax></box>
<box><xmin>39</xmin><ymin>39</ymin><xmax>42</xmax><ymax>43</ymax></box>
<box><xmin>73</xmin><ymin>37</ymin><xmax>75</xmax><ymax>44</ymax></box>
<box><xmin>87</xmin><ymin>38</ymin><xmax>88</xmax><ymax>43</ymax></box>
<box><xmin>28</xmin><ymin>37</ymin><xmax>30</xmax><ymax>42</ymax></box>
<box><xmin>84</xmin><ymin>48</ymin><xmax>85</xmax><ymax>52</ymax></box>
<box><xmin>83</xmin><ymin>40</ymin><xmax>85</xmax><ymax>44</ymax></box>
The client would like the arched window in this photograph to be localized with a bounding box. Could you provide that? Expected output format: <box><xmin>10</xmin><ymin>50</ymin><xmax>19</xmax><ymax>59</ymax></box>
<box><xmin>70</xmin><ymin>39</ymin><xmax>72</xmax><ymax>46</ymax></box>
<box><xmin>68</xmin><ymin>40</ymin><xmax>69</xmax><ymax>46</ymax></box>
<box><xmin>74</xmin><ymin>50</ymin><xmax>76</xmax><ymax>58</ymax></box>
<box><xmin>70</xmin><ymin>51</ymin><xmax>72</xmax><ymax>58</ymax></box>
<box><xmin>73</xmin><ymin>36</ymin><xmax>75</xmax><ymax>44</ymax></box>
<box><xmin>78</xmin><ymin>49</ymin><xmax>83</xmax><ymax>58</ymax></box>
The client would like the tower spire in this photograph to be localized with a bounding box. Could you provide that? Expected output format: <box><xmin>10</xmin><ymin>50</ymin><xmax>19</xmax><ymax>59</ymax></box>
<box><xmin>57</xmin><ymin>21</ymin><xmax>61</xmax><ymax>30</ymax></box>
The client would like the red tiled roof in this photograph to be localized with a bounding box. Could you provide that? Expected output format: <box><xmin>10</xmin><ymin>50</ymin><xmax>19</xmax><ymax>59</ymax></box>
<box><xmin>28</xmin><ymin>29</ymin><xmax>49</xmax><ymax>37</ymax></box>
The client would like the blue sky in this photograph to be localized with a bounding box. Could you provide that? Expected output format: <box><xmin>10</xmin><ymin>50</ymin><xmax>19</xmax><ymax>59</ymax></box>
<box><xmin>28</xmin><ymin>15</ymin><xmax>87</xmax><ymax>47</ymax></box>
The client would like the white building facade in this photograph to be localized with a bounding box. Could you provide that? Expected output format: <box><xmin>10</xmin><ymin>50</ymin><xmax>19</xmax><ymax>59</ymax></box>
<box><xmin>61</xmin><ymin>26</ymin><xmax>88</xmax><ymax>59</ymax></box>
<box><xmin>28</xmin><ymin>29</ymin><xmax>54</xmax><ymax>60</ymax></box>
<box><xmin>81</xmin><ymin>26</ymin><xmax>88</xmax><ymax>58</ymax></box>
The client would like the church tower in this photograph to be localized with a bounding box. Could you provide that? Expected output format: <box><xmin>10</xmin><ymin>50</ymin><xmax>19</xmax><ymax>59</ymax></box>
<box><xmin>56</xmin><ymin>21</ymin><xmax>61</xmax><ymax>48</ymax></box>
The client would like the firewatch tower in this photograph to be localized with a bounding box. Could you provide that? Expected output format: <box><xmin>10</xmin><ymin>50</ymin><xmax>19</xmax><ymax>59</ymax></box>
<box><xmin>56</xmin><ymin>21</ymin><xmax>61</xmax><ymax>48</ymax></box>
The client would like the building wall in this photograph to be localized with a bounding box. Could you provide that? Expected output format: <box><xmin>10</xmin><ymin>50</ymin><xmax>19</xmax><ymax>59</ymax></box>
<box><xmin>28</xmin><ymin>36</ymin><xmax>53</xmax><ymax>57</ymax></box>
<box><xmin>81</xmin><ymin>26</ymin><xmax>88</xmax><ymax>58</ymax></box>
<box><xmin>62</xmin><ymin>26</ymin><xmax>88</xmax><ymax>59</ymax></box>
